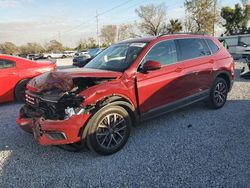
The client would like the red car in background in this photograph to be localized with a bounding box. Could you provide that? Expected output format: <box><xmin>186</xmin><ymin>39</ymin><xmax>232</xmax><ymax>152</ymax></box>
<box><xmin>0</xmin><ymin>55</ymin><xmax>56</xmax><ymax>103</ymax></box>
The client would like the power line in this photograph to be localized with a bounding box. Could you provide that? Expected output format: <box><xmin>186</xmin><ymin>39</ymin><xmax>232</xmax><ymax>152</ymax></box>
<box><xmin>47</xmin><ymin>1</ymin><xmax>184</xmax><ymax>41</ymax></box>
<box><xmin>48</xmin><ymin>0</ymin><xmax>135</xmax><ymax>39</ymax></box>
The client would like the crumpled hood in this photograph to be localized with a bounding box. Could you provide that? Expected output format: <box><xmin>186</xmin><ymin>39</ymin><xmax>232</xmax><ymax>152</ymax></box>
<box><xmin>27</xmin><ymin>68</ymin><xmax>122</xmax><ymax>93</ymax></box>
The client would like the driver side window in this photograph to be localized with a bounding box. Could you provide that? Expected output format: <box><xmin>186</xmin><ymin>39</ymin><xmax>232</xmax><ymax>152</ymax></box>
<box><xmin>142</xmin><ymin>40</ymin><xmax>177</xmax><ymax>67</ymax></box>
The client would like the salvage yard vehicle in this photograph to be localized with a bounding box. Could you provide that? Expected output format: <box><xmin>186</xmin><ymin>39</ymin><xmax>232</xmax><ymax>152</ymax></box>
<box><xmin>17</xmin><ymin>34</ymin><xmax>234</xmax><ymax>155</ymax></box>
<box><xmin>63</xmin><ymin>51</ymin><xmax>76</xmax><ymax>58</ymax></box>
<box><xmin>43</xmin><ymin>52</ymin><xmax>64</xmax><ymax>59</ymax></box>
<box><xmin>72</xmin><ymin>55</ymin><xmax>92</xmax><ymax>67</ymax></box>
<box><xmin>0</xmin><ymin>55</ymin><xmax>56</xmax><ymax>103</ymax></box>
<box><xmin>240</xmin><ymin>56</ymin><xmax>250</xmax><ymax>78</ymax></box>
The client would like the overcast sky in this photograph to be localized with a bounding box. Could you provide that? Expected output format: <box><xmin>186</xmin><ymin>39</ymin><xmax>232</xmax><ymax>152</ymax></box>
<box><xmin>0</xmin><ymin>0</ymin><xmax>241</xmax><ymax>47</ymax></box>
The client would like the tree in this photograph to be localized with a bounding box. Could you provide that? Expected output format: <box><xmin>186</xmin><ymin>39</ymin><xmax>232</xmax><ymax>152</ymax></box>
<box><xmin>183</xmin><ymin>17</ymin><xmax>197</xmax><ymax>32</ymax></box>
<box><xmin>221</xmin><ymin>3</ymin><xmax>250</xmax><ymax>35</ymax></box>
<box><xmin>242</xmin><ymin>2</ymin><xmax>250</xmax><ymax>32</ymax></box>
<box><xmin>0</xmin><ymin>42</ymin><xmax>19</xmax><ymax>55</ymax></box>
<box><xmin>184</xmin><ymin>0</ymin><xmax>219</xmax><ymax>35</ymax></box>
<box><xmin>86</xmin><ymin>37</ymin><xmax>99</xmax><ymax>48</ymax></box>
<box><xmin>101</xmin><ymin>25</ymin><xmax>117</xmax><ymax>45</ymax></box>
<box><xmin>167</xmin><ymin>19</ymin><xmax>183</xmax><ymax>33</ymax></box>
<box><xmin>117</xmin><ymin>24</ymin><xmax>136</xmax><ymax>41</ymax></box>
<box><xmin>135</xmin><ymin>3</ymin><xmax>167</xmax><ymax>36</ymax></box>
<box><xmin>20</xmin><ymin>43</ymin><xmax>45</xmax><ymax>54</ymax></box>
<box><xmin>45</xmin><ymin>40</ymin><xmax>64</xmax><ymax>52</ymax></box>
<box><xmin>76</xmin><ymin>37</ymin><xmax>99</xmax><ymax>50</ymax></box>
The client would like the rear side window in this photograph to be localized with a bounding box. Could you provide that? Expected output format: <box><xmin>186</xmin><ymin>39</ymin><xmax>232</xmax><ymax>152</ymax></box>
<box><xmin>0</xmin><ymin>59</ymin><xmax>16</xmax><ymax>69</ymax></box>
<box><xmin>205</xmin><ymin>39</ymin><xmax>219</xmax><ymax>54</ymax></box>
<box><xmin>143</xmin><ymin>40</ymin><xmax>177</xmax><ymax>66</ymax></box>
<box><xmin>175</xmin><ymin>38</ymin><xmax>211</xmax><ymax>61</ymax></box>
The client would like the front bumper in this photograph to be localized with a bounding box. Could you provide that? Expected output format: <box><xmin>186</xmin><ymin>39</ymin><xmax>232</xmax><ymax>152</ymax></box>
<box><xmin>17</xmin><ymin>112</ymin><xmax>91</xmax><ymax>146</ymax></box>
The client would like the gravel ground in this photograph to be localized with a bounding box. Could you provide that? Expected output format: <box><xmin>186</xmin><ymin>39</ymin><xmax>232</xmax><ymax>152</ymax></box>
<box><xmin>0</xmin><ymin>62</ymin><xmax>250</xmax><ymax>187</ymax></box>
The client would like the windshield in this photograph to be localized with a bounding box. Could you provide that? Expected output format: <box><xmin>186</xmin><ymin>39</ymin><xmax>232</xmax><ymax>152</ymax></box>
<box><xmin>85</xmin><ymin>42</ymin><xmax>147</xmax><ymax>72</ymax></box>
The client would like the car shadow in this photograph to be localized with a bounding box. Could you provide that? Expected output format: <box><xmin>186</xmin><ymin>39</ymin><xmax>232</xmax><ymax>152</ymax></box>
<box><xmin>0</xmin><ymin>98</ymin><xmax>249</xmax><ymax>187</ymax></box>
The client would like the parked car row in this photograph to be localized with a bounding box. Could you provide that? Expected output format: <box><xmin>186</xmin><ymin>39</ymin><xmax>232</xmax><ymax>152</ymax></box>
<box><xmin>73</xmin><ymin>48</ymin><xmax>103</xmax><ymax>67</ymax></box>
<box><xmin>18</xmin><ymin>51</ymin><xmax>76</xmax><ymax>60</ymax></box>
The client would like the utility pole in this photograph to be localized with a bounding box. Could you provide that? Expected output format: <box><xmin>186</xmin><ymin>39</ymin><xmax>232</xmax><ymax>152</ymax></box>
<box><xmin>58</xmin><ymin>31</ymin><xmax>61</xmax><ymax>42</ymax></box>
<box><xmin>212</xmin><ymin>0</ymin><xmax>217</xmax><ymax>36</ymax></box>
<box><xmin>96</xmin><ymin>10</ymin><xmax>100</xmax><ymax>47</ymax></box>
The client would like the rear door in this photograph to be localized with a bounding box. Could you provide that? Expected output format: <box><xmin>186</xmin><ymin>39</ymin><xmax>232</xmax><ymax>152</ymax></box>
<box><xmin>136</xmin><ymin>40</ymin><xmax>187</xmax><ymax>114</ymax></box>
<box><xmin>175</xmin><ymin>38</ymin><xmax>213</xmax><ymax>96</ymax></box>
<box><xmin>0</xmin><ymin>59</ymin><xmax>19</xmax><ymax>102</ymax></box>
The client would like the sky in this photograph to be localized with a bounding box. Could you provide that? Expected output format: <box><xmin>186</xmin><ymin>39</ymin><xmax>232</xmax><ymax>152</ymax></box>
<box><xmin>0</xmin><ymin>0</ymin><xmax>242</xmax><ymax>47</ymax></box>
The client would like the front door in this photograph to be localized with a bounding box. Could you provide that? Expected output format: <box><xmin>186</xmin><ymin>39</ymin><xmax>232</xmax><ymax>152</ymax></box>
<box><xmin>136</xmin><ymin>40</ymin><xmax>186</xmax><ymax>115</ymax></box>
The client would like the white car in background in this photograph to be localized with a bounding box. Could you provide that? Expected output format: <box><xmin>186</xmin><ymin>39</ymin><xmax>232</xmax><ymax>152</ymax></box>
<box><xmin>43</xmin><ymin>52</ymin><xmax>64</xmax><ymax>59</ymax></box>
<box><xmin>63</xmin><ymin>51</ymin><xmax>76</xmax><ymax>58</ymax></box>
<box><xmin>74</xmin><ymin>50</ymin><xmax>91</xmax><ymax>58</ymax></box>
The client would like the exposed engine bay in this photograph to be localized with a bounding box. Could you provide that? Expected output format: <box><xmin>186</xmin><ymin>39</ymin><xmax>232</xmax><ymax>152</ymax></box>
<box><xmin>21</xmin><ymin>73</ymin><xmax>113</xmax><ymax>120</ymax></box>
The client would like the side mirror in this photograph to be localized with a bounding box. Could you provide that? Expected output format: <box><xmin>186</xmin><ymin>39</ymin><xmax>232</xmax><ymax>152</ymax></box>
<box><xmin>142</xmin><ymin>60</ymin><xmax>161</xmax><ymax>72</ymax></box>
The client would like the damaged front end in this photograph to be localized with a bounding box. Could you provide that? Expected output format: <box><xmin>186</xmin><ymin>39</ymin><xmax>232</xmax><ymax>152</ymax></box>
<box><xmin>17</xmin><ymin>70</ymin><xmax>118</xmax><ymax>145</ymax></box>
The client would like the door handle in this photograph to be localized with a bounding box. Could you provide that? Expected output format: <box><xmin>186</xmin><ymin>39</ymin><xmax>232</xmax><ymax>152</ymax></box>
<box><xmin>174</xmin><ymin>67</ymin><xmax>183</xmax><ymax>72</ymax></box>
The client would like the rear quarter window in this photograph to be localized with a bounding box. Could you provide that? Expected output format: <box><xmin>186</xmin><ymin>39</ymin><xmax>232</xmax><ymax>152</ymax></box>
<box><xmin>205</xmin><ymin>39</ymin><xmax>220</xmax><ymax>54</ymax></box>
<box><xmin>0</xmin><ymin>59</ymin><xmax>16</xmax><ymax>69</ymax></box>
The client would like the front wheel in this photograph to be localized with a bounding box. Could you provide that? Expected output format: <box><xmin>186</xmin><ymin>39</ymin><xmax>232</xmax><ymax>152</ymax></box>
<box><xmin>86</xmin><ymin>106</ymin><xmax>131</xmax><ymax>155</ymax></box>
<box><xmin>206</xmin><ymin>77</ymin><xmax>228</xmax><ymax>109</ymax></box>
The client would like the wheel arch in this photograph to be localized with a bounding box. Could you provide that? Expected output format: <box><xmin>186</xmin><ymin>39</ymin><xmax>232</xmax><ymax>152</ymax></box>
<box><xmin>214</xmin><ymin>71</ymin><xmax>231</xmax><ymax>91</ymax></box>
<box><xmin>79</xmin><ymin>95</ymin><xmax>139</xmax><ymax>146</ymax></box>
<box><xmin>14</xmin><ymin>78</ymin><xmax>31</xmax><ymax>100</ymax></box>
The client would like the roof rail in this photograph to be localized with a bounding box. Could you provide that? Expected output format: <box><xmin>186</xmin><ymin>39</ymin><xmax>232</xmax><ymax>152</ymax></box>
<box><xmin>157</xmin><ymin>32</ymin><xmax>207</xmax><ymax>37</ymax></box>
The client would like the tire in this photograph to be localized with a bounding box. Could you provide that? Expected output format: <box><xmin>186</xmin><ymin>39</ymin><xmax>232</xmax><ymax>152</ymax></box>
<box><xmin>14</xmin><ymin>79</ymin><xmax>30</xmax><ymax>102</ymax></box>
<box><xmin>47</xmin><ymin>56</ymin><xmax>51</xmax><ymax>59</ymax></box>
<box><xmin>85</xmin><ymin>105</ymin><xmax>131</xmax><ymax>155</ymax></box>
<box><xmin>206</xmin><ymin>77</ymin><xmax>228</xmax><ymax>109</ymax></box>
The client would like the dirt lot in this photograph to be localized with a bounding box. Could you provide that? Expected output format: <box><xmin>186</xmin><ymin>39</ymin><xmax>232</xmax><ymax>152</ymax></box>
<box><xmin>0</xmin><ymin>62</ymin><xmax>249</xmax><ymax>187</ymax></box>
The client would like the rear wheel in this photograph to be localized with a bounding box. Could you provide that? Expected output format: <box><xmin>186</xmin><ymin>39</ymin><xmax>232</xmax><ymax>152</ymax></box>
<box><xmin>15</xmin><ymin>79</ymin><xmax>30</xmax><ymax>102</ymax></box>
<box><xmin>206</xmin><ymin>77</ymin><xmax>228</xmax><ymax>109</ymax></box>
<box><xmin>86</xmin><ymin>106</ymin><xmax>131</xmax><ymax>155</ymax></box>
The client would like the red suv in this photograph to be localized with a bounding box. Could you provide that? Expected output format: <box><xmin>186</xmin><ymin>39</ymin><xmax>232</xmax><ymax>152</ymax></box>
<box><xmin>17</xmin><ymin>34</ymin><xmax>234</xmax><ymax>155</ymax></box>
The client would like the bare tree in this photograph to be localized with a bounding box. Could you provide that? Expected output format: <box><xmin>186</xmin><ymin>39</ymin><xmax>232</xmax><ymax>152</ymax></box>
<box><xmin>101</xmin><ymin>25</ymin><xmax>117</xmax><ymax>45</ymax></box>
<box><xmin>184</xmin><ymin>0</ymin><xmax>219</xmax><ymax>35</ymax></box>
<box><xmin>183</xmin><ymin>17</ymin><xmax>197</xmax><ymax>32</ymax></box>
<box><xmin>135</xmin><ymin>3</ymin><xmax>167</xmax><ymax>36</ymax></box>
<box><xmin>20</xmin><ymin>43</ymin><xmax>45</xmax><ymax>54</ymax></box>
<box><xmin>0</xmin><ymin>42</ymin><xmax>19</xmax><ymax>55</ymax></box>
<box><xmin>117</xmin><ymin>24</ymin><xmax>137</xmax><ymax>41</ymax></box>
<box><xmin>167</xmin><ymin>19</ymin><xmax>183</xmax><ymax>33</ymax></box>
<box><xmin>45</xmin><ymin>40</ymin><xmax>64</xmax><ymax>52</ymax></box>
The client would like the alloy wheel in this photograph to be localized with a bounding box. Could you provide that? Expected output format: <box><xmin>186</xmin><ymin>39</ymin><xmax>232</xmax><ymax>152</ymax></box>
<box><xmin>96</xmin><ymin>113</ymin><xmax>127</xmax><ymax>149</ymax></box>
<box><xmin>214</xmin><ymin>82</ymin><xmax>227</xmax><ymax>106</ymax></box>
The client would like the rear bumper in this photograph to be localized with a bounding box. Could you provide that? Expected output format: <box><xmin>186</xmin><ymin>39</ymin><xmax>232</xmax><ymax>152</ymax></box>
<box><xmin>17</xmin><ymin>113</ymin><xmax>91</xmax><ymax>146</ymax></box>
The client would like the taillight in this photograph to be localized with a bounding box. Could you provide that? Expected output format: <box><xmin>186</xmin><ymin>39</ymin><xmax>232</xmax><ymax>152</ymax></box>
<box><xmin>230</xmin><ymin>61</ymin><xmax>235</xmax><ymax>77</ymax></box>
